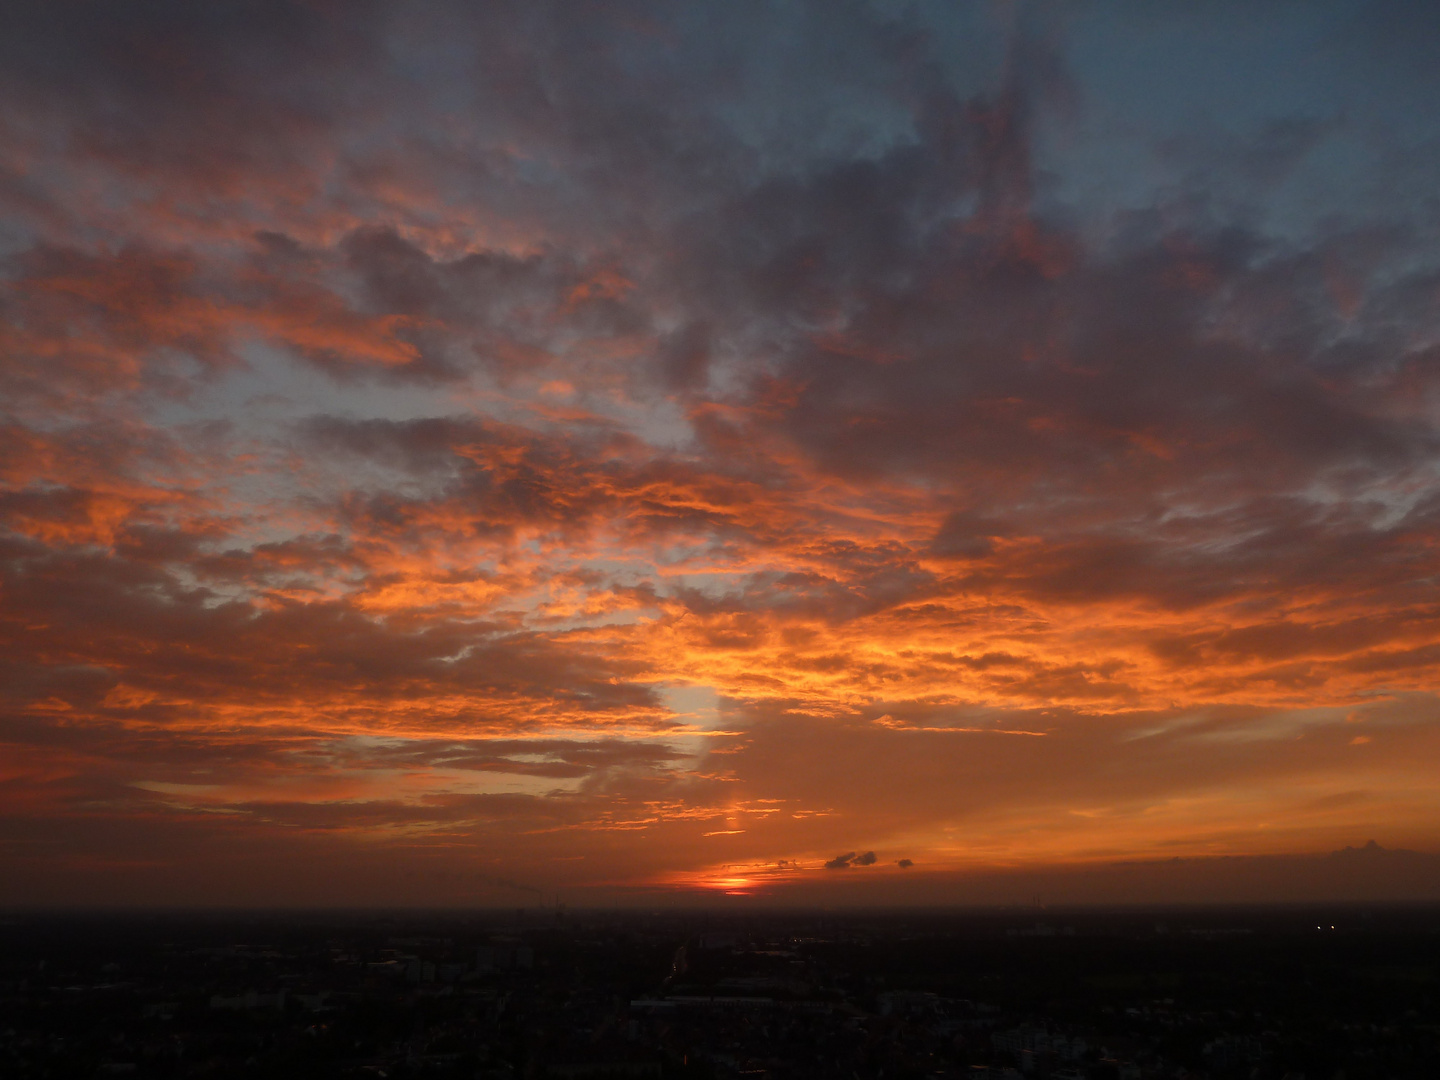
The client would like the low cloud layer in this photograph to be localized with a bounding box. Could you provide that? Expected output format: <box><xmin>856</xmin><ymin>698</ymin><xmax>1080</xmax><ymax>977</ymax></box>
<box><xmin>3</xmin><ymin>1</ymin><xmax>1440</xmax><ymax>905</ymax></box>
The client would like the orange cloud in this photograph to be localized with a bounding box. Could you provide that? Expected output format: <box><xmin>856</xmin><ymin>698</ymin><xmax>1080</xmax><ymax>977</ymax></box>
<box><xmin>4</xmin><ymin>0</ymin><xmax>1440</xmax><ymax>906</ymax></box>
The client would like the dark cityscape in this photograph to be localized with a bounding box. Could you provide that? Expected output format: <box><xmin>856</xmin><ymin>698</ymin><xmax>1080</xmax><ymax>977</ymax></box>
<box><xmin>3</xmin><ymin>906</ymin><xmax>1437</xmax><ymax>1079</ymax></box>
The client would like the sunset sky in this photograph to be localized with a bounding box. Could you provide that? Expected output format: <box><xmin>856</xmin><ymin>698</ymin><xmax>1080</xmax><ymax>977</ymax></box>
<box><xmin>4</xmin><ymin>1</ymin><xmax>1440</xmax><ymax>907</ymax></box>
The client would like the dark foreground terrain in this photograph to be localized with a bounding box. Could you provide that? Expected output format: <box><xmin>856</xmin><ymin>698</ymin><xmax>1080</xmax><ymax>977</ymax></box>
<box><xmin>1</xmin><ymin>906</ymin><xmax>1437</xmax><ymax>1079</ymax></box>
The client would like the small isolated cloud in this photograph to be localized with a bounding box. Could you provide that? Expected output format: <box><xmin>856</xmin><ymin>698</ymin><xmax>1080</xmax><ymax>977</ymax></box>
<box><xmin>897</xmin><ymin>858</ymin><xmax>914</xmax><ymax>868</ymax></box>
<box><xmin>824</xmin><ymin>850</ymin><xmax>877</xmax><ymax>869</ymax></box>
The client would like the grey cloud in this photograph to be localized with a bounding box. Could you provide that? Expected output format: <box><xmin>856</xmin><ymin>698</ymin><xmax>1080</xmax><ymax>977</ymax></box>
<box><xmin>824</xmin><ymin>850</ymin><xmax>876</xmax><ymax>869</ymax></box>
